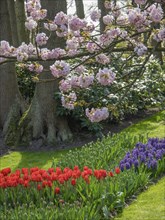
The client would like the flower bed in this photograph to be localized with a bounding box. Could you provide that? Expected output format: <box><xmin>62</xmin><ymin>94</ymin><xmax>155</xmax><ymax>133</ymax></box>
<box><xmin>0</xmin><ymin>138</ymin><xmax>164</xmax><ymax>219</ymax></box>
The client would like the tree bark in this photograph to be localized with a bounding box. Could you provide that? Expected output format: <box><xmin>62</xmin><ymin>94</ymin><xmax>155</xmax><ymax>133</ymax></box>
<box><xmin>7</xmin><ymin>0</ymin><xmax>19</xmax><ymax>47</ymax></box>
<box><xmin>75</xmin><ymin>0</ymin><xmax>85</xmax><ymax>19</ymax></box>
<box><xmin>0</xmin><ymin>0</ymin><xmax>25</xmax><ymax>143</ymax></box>
<box><xmin>17</xmin><ymin>0</ymin><xmax>72</xmax><ymax>146</ymax></box>
<box><xmin>98</xmin><ymin>0</ymin><xmax>107</xmax><ymax>33</ymax></box>
<box><xmin>14</xmin><ymin>0</ymin><xmax>28</xmax><ymax>43</ymax></box>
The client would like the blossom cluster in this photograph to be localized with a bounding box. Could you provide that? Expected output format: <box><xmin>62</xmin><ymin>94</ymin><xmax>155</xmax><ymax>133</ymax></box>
<box><xmin>27</xmin><ymin>63</ymin><xmax>43</xmax><ymax>73</ymax></box>
<box><xmin>50</xmin><ymin>61</ymin><xmax>70</xmax><ymax>78</ymax></box>
<box><xmin>25</xmin><ymin>0</ymin><xmax>47</xmax><ymax>30</ymax></box>
<box><xmin>61</xmin><ymin>92</ymin><xmax>77</xmax><ymax>110</ymax></box>
<box><xmin>96</xmin><ymin>68</ymin><xmax>115</xmax><ymax>86</ymax></box>
<box><xmin>0</xmin><ymin>166</ymin><xmax>120</xmax><ymax>191</ymax></box>
<box><xmin>59</xmin><ymin>73</ymin><xmax>94</xmax><ymax>92</ymax></box>
<box><xmin>85</xmin><ymin>107</ymin><xmax>109</xmax><ymax>123</ymax></box>
<box><xmin>119</xmin><ymin>138</ymin><xmax>165</xmax><ymax>171</ymax></box>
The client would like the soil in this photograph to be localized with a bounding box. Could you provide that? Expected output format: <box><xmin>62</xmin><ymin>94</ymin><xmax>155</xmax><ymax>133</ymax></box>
<box><xmin>0</xmin><ymin>108</ymin><xmax>160</xmax><ymax>157</ymax></box>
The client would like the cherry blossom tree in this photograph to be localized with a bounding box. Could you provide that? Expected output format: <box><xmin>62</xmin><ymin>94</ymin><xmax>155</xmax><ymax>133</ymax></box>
<box><xmin>0</xmin><ymin>0</ymin><xmax>165</xmax><ymax>146</ymax></box>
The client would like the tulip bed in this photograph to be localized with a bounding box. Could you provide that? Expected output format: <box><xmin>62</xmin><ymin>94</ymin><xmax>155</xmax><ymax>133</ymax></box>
<box><xmin>0</xmin><ymin>137</ymin><xmax>164</xmax><ymax>220</ymax></box>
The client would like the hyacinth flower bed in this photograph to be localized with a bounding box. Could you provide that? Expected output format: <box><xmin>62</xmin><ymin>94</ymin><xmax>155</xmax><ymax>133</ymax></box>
<box><xmin>119</xmin><ymin>138</ymin><xmax>165</xmax><ymax>176</ymax></box>
<box><xmin>0</xmin><ymin>138</ymin><xmax>164</xmax><ymax>219</ymax></box>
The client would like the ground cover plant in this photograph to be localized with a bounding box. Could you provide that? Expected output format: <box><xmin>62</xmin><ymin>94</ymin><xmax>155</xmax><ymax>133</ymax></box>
<box><xmin>0</xmin><ymin>121</ymin><xmax>164</xmax><ymax>220</ymax></box>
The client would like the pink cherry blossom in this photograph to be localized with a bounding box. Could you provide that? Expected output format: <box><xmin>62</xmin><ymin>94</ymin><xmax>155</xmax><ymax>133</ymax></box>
<box><xmin>44</xmin><ymin>22</ymin><xmax>57</xmax><ymax>31</ymax></box>
<box><xmin>149</xmin><ymin>5</ymin><xmax>163</xmax><ymax>23</ymax></box>
<box><xmin>69</xmin><ymin>17</ymin><xmax>86</xmax><ymax>31</ymax></box>
<box><xmin>103</xmin><ymin>15</ymin><xmax>114</xmax><ymax>25</ymax></box>
<box><xmin>90</xmin><ymin>10</ymin><xmax>101</xmax><ymax>22</ymax></box>
<box><xmin>79</xmin><ymin>74</ymin><xmax>94</xmax><ymax>88</ymax></box>
<box><xmin>25</xmin><ymin>17</ymin><xmax>37</xmax><ymax>31</ymax></box>
<box><xmin>59</xmin><ymin>79</ymin><xmax>72</xmax><ymax>92</ymax></box>
<box><xmin>86</xmin><ymin>42</ymin><xmax>99</xmax><ymax>53</ymax></box>
<box><xmin>54</xmin><ymin>11</ymin><xmax>68</xmax><ymax>25</ymax></box>
<box><xmin>134</xmin><ymin>43</ymin><xmax>147</xmax><ymax>56</ymax></box>
<box><xmin>61</xmin><ymin>92</ymin><xmax>77</xmax><ymax>110</ymax></box>
<box><xmin>96</xmin><ymin>54</ymin><xmax>110</xmax><ymax>64</ymax></box>
<box><xmin>96</xmin><ymin>68</ymin><xmax>115</xmax><ymax>86</ymax></box>
<box><xmin>85</xmin><ymin>107</ymin><xmax>109</xmax><ymax>123</ymax></box>
<box><xmin>134</xmin><ymin>0</ymin><xmax>147</xmax><ymax>5</ymax></box>
<box><xmin>104</xmin><ymin>1</ymin><xmax>112</xmax><ymax>10</ymax></box>
<box><xmin>50</xmin><ymin>61</ymin><xmax>70</xmax><ymax>78</ymax></box>
<box><xmin>28</xmin><ymin>63</ymin><xmax>43</xmax><ymax>73</ymax></box>
<box><xmin>36</xmin><ymin>33</ymin><xmax>48</xmax><ymax>46</ymax></box>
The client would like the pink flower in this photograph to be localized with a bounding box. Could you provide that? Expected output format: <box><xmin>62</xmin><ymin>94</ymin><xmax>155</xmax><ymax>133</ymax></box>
<box><xmin>86</xmin><ymin>42</ymin><xmax>99</xmax><ymax>53</ymax></box>
<box><xmin>134</xmin><ymin>43</ymin><xmax>147</xmax><ymax>56</ymax></box>
<box><xmin>50</xmin><ymin>61</ymin><xmax>70</xmax><ymax>78</ymax></box>
<box><xmin>61</xmin><ymin>92</ymin><xmax>77</xmax><ymax>110</ymax></box>
<box><xmin>90</xmin><ymin>10</ymin><xmax>101</xmax><ymax>22</ymax></box>
<box><xmin>59</xmin><ymin>79</ymin><xmax>72</xmax><ymax>92</ymax></box>
<box><xmin>149</xmin><ymin>5</ymin><xmax>163</xmax><ymax>23</ymax></box>
<box><xmin>104</xmin><ymin>1</ymin><xmax>112</xmax><ymax>10</ymax></box>
<box><xmin>96</xmin><ymin>68</ymin><xmax>115</xmax><ymax>86</ymax></box>
<box><xmin>44</xmin><ymin>22</ymin><xmax>57</xmax><ymax>31</ymax></box>
<box><xmin>85</xmin><ymin>107</ymin><xmax>109</xmax><ymax>123</ymax></box>
<box><xmin>69</xmin><ymin>17</ymin><xmax>85</xmax><ymax>31</ymax></box>
<box><xmin>54</xmin><ymin>11</ymin><xmax>68</xmax><ymax>25</ymax></box>
<box><xmin>56</xmin><ymin>24</ymin><xmax>68</xmax><ymax>37</ymax></box>
<box><xmin>96</xmin><ymin>54</ymin><xmax>110</xmax><ymax>64</ymax></box>
<box><xmin>103</xmin><ymin>15</ymin><xmax>114</xmax><ymax>25</ymax></box>
<box><xmin>25</xmin><ymin>17</ymin><xmax>37</xmax><ymax>31</ymax></box>
<box><xmin>36</xmin><ymin>33</ymin><xmax>48</xmax><ymax>46</ymax></box>
<box><xmin>134</xmin><ymin>0</ymin><xmax>147</xmax><ymax>5</ymax></box>
<box><xmin>79</xmin><ymin>74</ymin><xmax>94</xmax><ymax>88</ymax></box>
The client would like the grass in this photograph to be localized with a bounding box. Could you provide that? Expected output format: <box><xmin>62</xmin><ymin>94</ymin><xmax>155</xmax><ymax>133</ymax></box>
<box><xmin>115</xmin><ymin>176</ymin><xmax>165</xmax><ymax>220</ymax></box>
<box><xmin>123</xmin><ymin>110</ymin><xmax>165</xmax><ymax>138</ymax></box>
<box><xmin>0</xmin><ymin>110</ymin><xmax>164</xmax><ymax>171</ymax></box>
<box><xmin>0</xmin><ymin>150</ymin><xmax>68</xmax><ymax>171</ymax></box>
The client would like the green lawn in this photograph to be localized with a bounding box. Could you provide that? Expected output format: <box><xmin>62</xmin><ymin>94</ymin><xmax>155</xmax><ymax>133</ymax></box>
<box><xmin>115</xmin><ymin>177</ymin><xmax>165</xmax><ymax>220</ymax></box>
<box><xmin>0</xmin><ymin>150</ymin><xmax>68</xmax><ymax>171</ymax></box>
<box><xmin>0</xmin><ymin>110</ymin><xmax>164</xmax><ymax>171</ymax></box>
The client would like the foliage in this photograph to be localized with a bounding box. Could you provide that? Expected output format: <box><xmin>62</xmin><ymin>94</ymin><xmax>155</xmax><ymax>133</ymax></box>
<box><xmin>16</xmin><ymin>63</ymin><xmax>35</xmax><ymax>102</ymax></box>
<box><xmin>54</xmin><ymin>60</ymin><xmax>165</xmax><ymax>133</ymax></box>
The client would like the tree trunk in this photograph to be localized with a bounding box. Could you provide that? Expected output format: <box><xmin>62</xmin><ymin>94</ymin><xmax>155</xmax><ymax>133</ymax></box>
<box><xmin>75</xmin><ymin>0</ymin><xmax>85</xmax><ymax>19</ymax></box>
<box><xmin>16</xmin><ymin>0</ymin><xmax>72</xmax><ymax>146</ymax></box>
<box><xmin>98</xmin><ymin>0</ymin><xmax>107</xmax><ymax>33</ymax></box>
<box><xmin>0</xmin><ymin>0</ymin><xmax>25</xmax><ymax>144</ymax></box>
<box><xmin>14</xmin><ymin>0</ymin><xmax>28</xmax><ymax>43</ymax></box>
<box><xmin>7</xmin><ymin>0</ymin><xmax>19</xmax><ymax>46</ymax></box>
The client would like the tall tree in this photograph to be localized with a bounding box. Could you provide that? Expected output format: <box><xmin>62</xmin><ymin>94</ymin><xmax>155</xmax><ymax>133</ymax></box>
<box><xmin>75</xmin><ymin>0</ymin><xmax>85</xmax><ymax>18</ymax></box>
<box><xmin>0</xmin><ymin>0</ymin><xmax>24</xmax><ymax>143</ymax></box>
<box><xmin>14</xmin><ymin>0</ymin><xmax>28</xmax><ymax>43</ymax></box>
<box><xmin>98</xmin><ymin>0</ymin><xmax>107</xmax><ymax>33</ymax></box>
<box><xmin>16</xmin><ymin>0</ymin><xmax>72</xmax><ymax>146</ymax></box>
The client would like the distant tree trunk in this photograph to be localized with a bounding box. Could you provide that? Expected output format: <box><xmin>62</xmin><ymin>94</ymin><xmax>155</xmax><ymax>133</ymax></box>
<box><xmin>7</xmin><ymin>0</ymin><xmax>19</xmax><ymax>46</ymax></box>
<box><xmin>0</xmin><ymin>0</ymin><xmax>25</xmax><ymax>145</ymax></box>
<box><xmin>98</xmin><ymin>0</ymin><xmax>107</xmax><ymax>33</ymax></box>
<box><xmin>14</xmin><ymin>0</ymin><xmax>28</xmax><ymax>43</ymax></box>
<box><xmin>75</xmin><ymin>0</ymin><xmax>85</xmax><ymax>18</ymax></box>
<box><xmin>17</xmin><ymin>0</ymin><xmax>72</xmax><ymax>146</ymax></box>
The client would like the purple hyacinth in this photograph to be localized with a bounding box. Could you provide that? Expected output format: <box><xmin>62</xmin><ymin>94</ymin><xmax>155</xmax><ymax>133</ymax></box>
<box><xmin>118</xmin><ymin>138</ymin><xmax>165</xmax><ymax>171</ymax></box>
